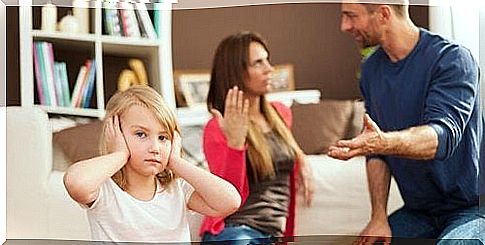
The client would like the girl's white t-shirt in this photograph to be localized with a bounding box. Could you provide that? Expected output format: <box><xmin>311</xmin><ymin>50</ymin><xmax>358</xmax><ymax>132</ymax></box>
<box><xmin>84</xmin><ymin>178</ymin><xmax>195</xmax><ymax>243</ymax></box>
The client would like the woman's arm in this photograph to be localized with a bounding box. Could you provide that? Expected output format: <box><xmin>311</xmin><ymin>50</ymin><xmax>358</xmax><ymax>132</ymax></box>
<box><xmin>297</xmin><ymin>154</ymin><xmax>314</xmax><ymax>207</ymax></box>
<box><xmin>63</xmin><ymin>115</ymin><xmax>129</xmax><ymax>206</ymax></box>
<box><xmin>202</xmin><ymin>87</ymin><xmax>251</xmax><ymax>203</ymax></box>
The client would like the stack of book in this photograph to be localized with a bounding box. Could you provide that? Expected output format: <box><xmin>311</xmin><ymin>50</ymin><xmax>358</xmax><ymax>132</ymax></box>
<box><xmin>33</xmin><ymin>41</ymin><xmax>96</xmax><ymax>108</ymax></box>
<box><xmin>103</xmin><ymin>1</ymin><xmax>158</xmax><ymax>39</ymax></box>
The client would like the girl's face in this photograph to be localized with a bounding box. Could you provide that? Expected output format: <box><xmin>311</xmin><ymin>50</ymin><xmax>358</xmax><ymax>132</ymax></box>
<box><xmin>244</xmin><ymin>42</ymin><xmax>274</xmax><ymax>96</ymax></box>
<box><xmin>120</xmin><ymin>105</ymin><xmax>171</xmax><ymax>178</ymax></box>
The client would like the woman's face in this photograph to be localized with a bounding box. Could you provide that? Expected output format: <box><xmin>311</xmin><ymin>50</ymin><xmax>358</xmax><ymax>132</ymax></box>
<box><xmin>244</xmin><ymin>42</ymin><xmax>274</xmax><ymax>96</ymax></box>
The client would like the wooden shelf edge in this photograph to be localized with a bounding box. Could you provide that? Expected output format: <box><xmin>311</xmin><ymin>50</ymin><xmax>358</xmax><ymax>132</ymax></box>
<box><xmin>36</xmin><ymin>105</ymin><xmax>105</xmax><ymax>118</ymax></box>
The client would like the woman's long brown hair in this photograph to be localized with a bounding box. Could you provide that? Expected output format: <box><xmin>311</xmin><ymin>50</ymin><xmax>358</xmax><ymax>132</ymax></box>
<box><xmin>207</xmin><ymin>31</ymin><xmax>303</xmax><ymax>181</ymax></box>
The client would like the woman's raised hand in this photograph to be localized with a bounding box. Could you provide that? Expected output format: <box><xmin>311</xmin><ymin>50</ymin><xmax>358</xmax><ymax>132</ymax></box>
<box><xmin>105</xmin><ymin>114</ymin><xmax>130</xmax><ymax>160</ymax></box>
<box><xmin>210</xmin><ymin>86</ymin><xmax>250</xmax><ymax>149</ymax></box>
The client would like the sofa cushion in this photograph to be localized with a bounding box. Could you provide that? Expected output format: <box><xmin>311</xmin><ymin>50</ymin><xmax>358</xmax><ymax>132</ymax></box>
<box><xmin>53</xmin><ymin>120</ymin><xmax>103</xmax><ymax>165</ymax></box>
<box><xmin>291</xmin><ymin>100</ymin><xmax>355</xmax><ymax>154</ymax></box>
<box><xmin>345</xmin><ymin>100</ymin><xmax>365</xmax><ymax>139</ymax></box>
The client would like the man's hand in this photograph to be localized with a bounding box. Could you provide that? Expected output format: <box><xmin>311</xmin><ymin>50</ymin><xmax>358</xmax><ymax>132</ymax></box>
<box><xmin>354</xmin><ymin>218</ymin><xmax>392</xmax><ymax>245</ymax></box>
<box><xmin>328</xmin><ymin>114</ymin><xmax>388</xmax><ymax>160</ymax></box>
<box><xmin>210</xmin><ymin>86</ymin><xmax>250</xmax><ymax>149</ymax></box>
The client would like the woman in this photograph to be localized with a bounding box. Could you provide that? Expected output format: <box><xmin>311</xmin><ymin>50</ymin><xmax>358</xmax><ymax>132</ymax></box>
<box><xmin>200</xmin><ymin>31</ymin><xmax>314</xmax><ymax>244</ymax></box>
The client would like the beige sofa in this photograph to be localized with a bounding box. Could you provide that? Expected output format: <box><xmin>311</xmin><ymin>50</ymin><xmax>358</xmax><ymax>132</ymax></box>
<box><xmin>6</xmin><ymin>106</ymin><xmax>404</xmax><ymax>242</ymax></box>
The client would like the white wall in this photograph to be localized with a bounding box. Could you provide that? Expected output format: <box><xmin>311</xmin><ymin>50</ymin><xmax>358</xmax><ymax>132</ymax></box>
<box><xmin>480</xmin><ymin>6</ymin><xmax>485</xmax><ymax>110</ymax></box>
<box><xmin>1</xmin><ymin>1</ymin><xmax>5</xmax><ymax>107</ymax></box>
<box><xmin>1</xmin><ymin>1</ymin><xmax>6</xmax><ymax>243</ymax></box>
<box><xmin>429</xmin><ymin>1</ymin><xmax>484</xmax><ymax>110</ymax></box>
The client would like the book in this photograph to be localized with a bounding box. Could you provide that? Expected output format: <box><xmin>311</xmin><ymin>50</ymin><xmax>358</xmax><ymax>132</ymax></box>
<box><xmin>54</xmin><ymin>62</ymin><xmax>71</xmax><ymax>107</ymax></box>
<box><xmin>134</xmin><ymin>2</ymin><xmax>157</xmax><ymax>39</ymax></box>
<box><xmin>119</xmin><ymin>1</ymin><xmax>141</xmax><ymax>37</ymax></box>
<box><xmin>58</xmin><ymin>62</ymin><xmax>71</xmax><ymax>106</ymax></box>
<box><xmin>75</xmin><ymin>59</ymin><xmax>92</xmax><ymax>107</ymax></box>
<box><xmin>81</xmin><ymin>59</ymin><xmax>96</xmax><ymax>108</ymax></box>
<box><xmin>153</xmin><ymin>0</ymin><xmax>161</xmax><ymax>38</ymax></box>
<box><xmin>35</xmin><ymin>42</ymin><xmax>52</xmax><ymax>106</ymax></box>
<box><xmin>53</xmin><ymin>62</ymin><xmax>64</xmax><ymax>106</ymax></box>
<box><xmin>103</xmin><ymin>1</ymin><xmax>122</xmax><ymax>36</ymax></box>
<box><xmin>42</xmin><ymin>42</ymin><xmax>58</xmax><ymax>106</ymax></box>
<box><xmin>70</xmin><ymin>65</ymin><xmax>87</xmax><ymax>107</ymax></box>
<box><xmin>53</xmin><ymin>62</ymin><xmax>65</xmax><ymax>106</ymax></box>
<box><xmin>32</xmin><ymin>43</ymin><xmax>46</xmax><ymax>105</ymax></box>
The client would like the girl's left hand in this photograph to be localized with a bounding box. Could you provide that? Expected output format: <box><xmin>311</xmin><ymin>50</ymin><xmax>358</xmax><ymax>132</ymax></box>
<box><xmin>168</xmin><ymin>132</ymin><xmax>182</xmax><ymax>168</ymax></box>
<box><xmin>298</xmin><ymin>156</ymin><xmax>315</xmax><ymax>207</ymax></box>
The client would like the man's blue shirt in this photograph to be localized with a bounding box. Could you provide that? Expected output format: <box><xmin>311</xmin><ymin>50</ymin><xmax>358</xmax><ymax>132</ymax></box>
<box><xmin>360</xmin><ymin>28</ymin><xmax>482</xmax><ymax>215</ymax></box>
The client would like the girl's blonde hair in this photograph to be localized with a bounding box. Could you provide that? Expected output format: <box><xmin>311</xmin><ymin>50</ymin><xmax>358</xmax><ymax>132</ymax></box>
<box><xmin>99</xmin><ymin>85</ymin><xmax>180</xmax><ymax>190</ymax></box>
<box><xmin>207</xmin><ymin>31</ymin><xmax>304</xmax><ymax>181</ymax></box>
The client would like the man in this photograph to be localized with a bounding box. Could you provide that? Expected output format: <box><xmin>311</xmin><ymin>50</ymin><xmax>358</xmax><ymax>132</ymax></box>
<box><xmin>328</xmin><ymin>0</ymin><xmax>484</xmax><ymax>244</ymax></box>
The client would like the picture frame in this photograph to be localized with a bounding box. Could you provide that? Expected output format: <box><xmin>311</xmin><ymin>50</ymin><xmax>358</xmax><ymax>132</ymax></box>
<box><xmin>174</xmin><ymin>69</ymin><xmax>211</xmax><ymax>107</ymax></box>
<box><xmin>173</xmin><ymin>64</ymin><xmax>294</xmax><ymax>107</ymax></box>
<box><xmin>271</xmin><ymin>64</ymin><xmax>295</xmax><ymax>92</ymax></box>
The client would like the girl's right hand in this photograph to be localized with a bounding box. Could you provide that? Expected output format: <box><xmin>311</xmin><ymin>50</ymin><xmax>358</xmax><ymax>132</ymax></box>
<box><xmin>210</xmin><ymin>86</ymin><xmax>249</xmax><ymax>149</ymax></box>
<box><xmin>105</xmin><ymin>114</ymin><xmax>130</xmax><ymax>160</ymax></box>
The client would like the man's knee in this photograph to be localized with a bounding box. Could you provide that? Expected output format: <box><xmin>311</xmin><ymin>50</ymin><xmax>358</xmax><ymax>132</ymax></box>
<box><xmin>438</xmin><ymin>217</ymin><xmax>484</xmax><ymax>245</ymax></box>
<box><xmin>389</xmin><ymin>208</ymin><xmax>439</xmax><ymax>238</ymax></box>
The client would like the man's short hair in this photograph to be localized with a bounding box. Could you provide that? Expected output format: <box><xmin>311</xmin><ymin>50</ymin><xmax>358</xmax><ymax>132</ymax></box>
<box><xmin>356</xmin><ymin>0</ymin><xmax>409</xmax><ymax>18</ymax></box>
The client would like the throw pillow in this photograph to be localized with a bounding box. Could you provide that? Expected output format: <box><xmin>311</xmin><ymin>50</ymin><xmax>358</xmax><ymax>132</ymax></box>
<box><xmin>291</xmin><ymin>100</ymin><xmax>354</xmax><ymax>154</ymax></box>
<box><xmin>345</xmin><ymin>100</ymin><xmax>366</xmax><ymax>139</ymax></box>
<box><xmin>53</xmin><ymin>120</ymin><xmax>103</xmax><ymax>164</ymax></box>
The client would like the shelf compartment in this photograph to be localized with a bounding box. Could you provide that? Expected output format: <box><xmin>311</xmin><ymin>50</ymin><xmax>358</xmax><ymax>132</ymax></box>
<box><xmin>101</xmin><ymin>54</ymin><xmax>155</xmax><ymax>102</ymax></box>
<box><xmin>32</xmin><ymin>40</ymin><xmax>96</xmax><ymax>109</ymax></box>
<box><xmin>102</xmin><ymin>44</ymin><xmax>159</xmax><ymax>103</ymax></box>
<box><xmin>32</xmin><ymin>5</ymin><xmax>96</xmax><ymax>34</ymax></box>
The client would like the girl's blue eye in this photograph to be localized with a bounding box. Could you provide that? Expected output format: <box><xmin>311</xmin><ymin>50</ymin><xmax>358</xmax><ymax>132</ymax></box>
<box><xmin>158</xmin><ymin>135</ymin><xmax>166</xmax><ymax>141</ymax></box>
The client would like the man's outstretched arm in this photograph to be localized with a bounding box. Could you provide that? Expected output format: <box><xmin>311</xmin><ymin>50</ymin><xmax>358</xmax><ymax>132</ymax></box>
<box><xmin>328</xmin><ymin>113</ymin><xmax>438</xmax><ymax>161</ymax></box>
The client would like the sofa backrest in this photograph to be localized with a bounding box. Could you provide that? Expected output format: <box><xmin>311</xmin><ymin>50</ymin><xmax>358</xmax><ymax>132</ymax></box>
<box><xmin>7</xmin><ymin>106</ymin><xmax>53</xmax><ymax>238</ymax></box>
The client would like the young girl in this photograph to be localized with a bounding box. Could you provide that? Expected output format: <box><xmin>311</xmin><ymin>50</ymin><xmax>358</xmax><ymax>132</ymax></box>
<box><xmin>63</xmin><ymin>85</ymin><xmax>241</xmax><ymax>243</ymax></box>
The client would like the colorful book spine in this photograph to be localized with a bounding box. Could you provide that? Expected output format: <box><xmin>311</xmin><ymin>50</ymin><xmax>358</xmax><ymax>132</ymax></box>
<box><xmin>119</xmin><ymin>1</ymin><xmax>141</xmax><ymax>37</ymax></box>
<box><xmin>75</xmin><ymin>59</ymin><xmax>92</xmax><ymax>107</ymax></box>
<box><xmin>59</xmin><ymin>62</ymin><xmax>71</xmax><ymax>106</ymax></box>
<box><xmin>153</xmin><ymin>0</ymin><xmax>161</xmax><ymax>38</ymax></box>
<box><xmin>35</xmin><ymin>42</ymin><xmax>51</xmax><ymax>106</ymax></box>
<box><xmin>134</xmin><ymin>2</ymin><xmax>157</xmax><ymax>39</ymax></box>
<box><xmin>103</xmin><ymin>1</ymin><xmax>122</xmax><ymax>36</ymax></box>
<box><xmin>71</xmin><ymin>65</ymin><xmax>87</xmax><ymax>107</ymax></box>
<box><xmin>81</xmin><ymin>59</ymin><xmax>96</xmax><ymax>108</ymax></box>
<box><xmin>32</xmin><ymin>43</ymin><xmax>46</xmax><ymax>105</ymax></box>
<box><xmin>54</xmin><ymin>62</ymin><xmax>71</xmax><ymax>107</ymax></box>
<box><xmin>53</xmin><ymin>62</ymin><xmax>65</xmax><ymax>106</ymax></box>
<box><xmin>42</xmin><ymin>42</ymin><xmax>58</xmax><ymax>106</ymax></box>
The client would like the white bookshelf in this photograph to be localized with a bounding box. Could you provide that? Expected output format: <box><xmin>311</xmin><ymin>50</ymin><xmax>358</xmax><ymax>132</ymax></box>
<box><xmin>18</xmin><ymin>0</ymin><xmax>175</xmax><ymax>119</ymax></box>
